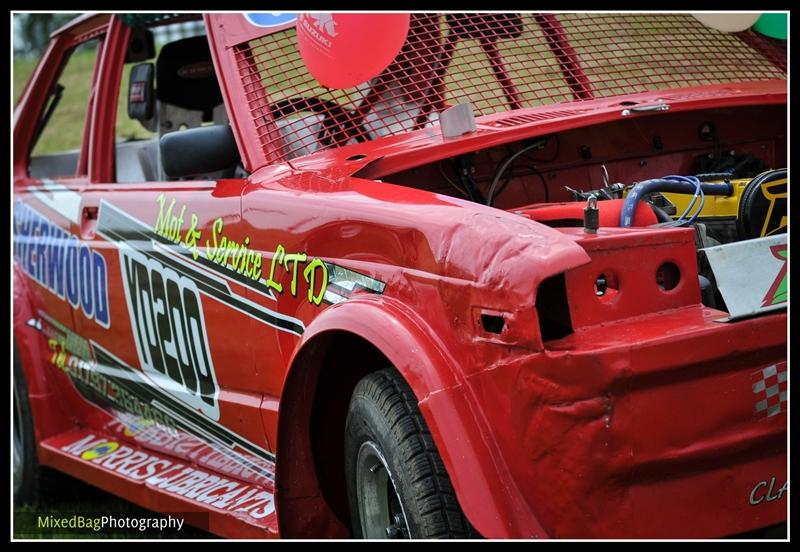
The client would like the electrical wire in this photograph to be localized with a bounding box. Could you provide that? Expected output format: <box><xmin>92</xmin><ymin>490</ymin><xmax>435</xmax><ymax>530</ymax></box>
<box><xmin>525</xmin><ymin>165</ymin><xmax>551</xmax><ymax>203</ymax></box>
<box><xmin>685</xmin><ymin>180</ymin><xmax>706</xmax><ymax>225</ymax></box>
<box><xmin>492</xmin><ymin>135</ymin><xmax>558</xmax><ymax>204</ymax></box>
<box><xmin>492</xmin><ymin>166</ymin><xmax>517</xmax><ymax>198</ymax></box>
<box><xmin>674</xmin><ymin>176</ymin><xmax>703</xmax><ymax>225</ymax></box>
<box><xmin>660</xmin><ymin>175</ymin><xmax>705</xmax><ymax>227</ymax></box>
<box><xmin>492</xmin><ymin>145</ymin><xmax>516</xmax><ymax>197</ymax></box>
<box><xmin>438</xmin><ymin>161</ymin><xmax>468</xmax><ymax>197</ymax></box>
<box><xmin>520</xmin><ymin>134</ymin><xmax>560</xmax><ymax>164</ymax></box>
<box><xmin>494</xmin><ymin>164</ymin><xmax>550</xmax><ymax>202</ymax></box>
<box><xmin>487</xmin><ymin>139</ymin><xmax>555</xmax><ymax>206</ymax></box>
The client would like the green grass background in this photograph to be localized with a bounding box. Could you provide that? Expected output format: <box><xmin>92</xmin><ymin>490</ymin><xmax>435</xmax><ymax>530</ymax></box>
<box><xmin>14</xmin><ymin>48</ymin><xmax>153</xmax><ymax>156</ymax></box>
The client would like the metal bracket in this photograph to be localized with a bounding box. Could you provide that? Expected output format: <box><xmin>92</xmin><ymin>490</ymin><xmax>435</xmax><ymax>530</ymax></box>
<box><xmin>621</xmin><ymin>103</ymin><xmax>670</xmax><ymax>116</ymax></box>
<box><xmin>440</xmin><ymin>103</ymin><xmax>477</xmax><ymax>138</ymax></box>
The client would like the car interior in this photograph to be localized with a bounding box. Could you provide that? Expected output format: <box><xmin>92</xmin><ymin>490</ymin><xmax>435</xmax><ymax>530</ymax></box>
<box><xmin>120</xmin><ymin>31</ymin><xmax>238</xmax><ymax>182</ymax></box>
<box><xmin>28</xmin><ymin>26</ymin><xmax>243</xmax><ymax>183</ymax></box>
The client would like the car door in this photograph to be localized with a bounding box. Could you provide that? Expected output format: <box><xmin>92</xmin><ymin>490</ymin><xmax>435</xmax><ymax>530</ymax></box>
<box><xmin>68</xmin><ymin>17</ymin><xmax>277</xmax><ymax>489</ymax></box>
<box><xmin>14</xmin><ymin>24</ymin><xmax>108</xmax><ymax>429</ymax></box>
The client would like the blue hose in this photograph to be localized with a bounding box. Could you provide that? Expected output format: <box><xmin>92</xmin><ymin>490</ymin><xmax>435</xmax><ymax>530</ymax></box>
<box><xmin>619</xmin><ymin>178</ymin><xmax>732</xmax><ymax>227</ymax></box>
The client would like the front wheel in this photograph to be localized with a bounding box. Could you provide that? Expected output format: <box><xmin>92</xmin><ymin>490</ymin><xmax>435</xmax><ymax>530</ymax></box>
<box><xmin>14</xmin><ymin>342</ymin><xmax>73</xmax><ymax>507</ymax></box>
<box><xmin>344</xmin><ymin>369</ymin><xmax>475</xmax><ymax>539</ymax></box>
<box><xmin>14</xmin><ymin>344</ymin><xmax>44</xmax><ymax>505</ymax></box>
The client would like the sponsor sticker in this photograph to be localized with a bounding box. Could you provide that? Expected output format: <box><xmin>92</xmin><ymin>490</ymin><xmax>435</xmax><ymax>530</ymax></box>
<box><xmin>62</xmin><ymin>434</ymin><xmax>275</xmax><ymax>525</ymax></box>
<box><xmin>30</xmin><ymin>313</ymin><xmax>275</xmax><ymax>484</ymax></box>
<box><xmin>152</xmin><ymin>194</ymin><xmax>330</xmax><ymax>306</ymax></box>
<box><xmin>703</xmin><ymin>234</ymin><xmax>788</xmax><ymax>321</ymax></box>
<box><xmin>120</xmin><ymin>243</ymin><xmax>220</xmax><ymax>420</ymax></box>
<box><xmin>749</xmin><ymin>477</ymin><xmax>788</xmax><ymax>505</ymax></box>
<box><xmin>243</xmin><ymin>13</ymin><xmax>298</xmax><ymax>28</ymax></box>
<box><xmin>751</xmin><ymin>362</ymin><xmax>788</xmax><ymax>419</ymax></box>
<box><xmin>80</xmin><ymin>440</ymin><xmax>120</xmax><ymax>460</ymax></box>
<box><xmin>14</xmin><ymin>201</ymin><xmax>110</xmax><ymax>328</ymax></box>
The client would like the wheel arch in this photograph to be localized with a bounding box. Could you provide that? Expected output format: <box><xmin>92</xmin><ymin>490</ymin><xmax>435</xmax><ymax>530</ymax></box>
<box><xmin>275</xmin><ymin>296</ymin><xmax>533</xmax><ymax>538</ymax></box>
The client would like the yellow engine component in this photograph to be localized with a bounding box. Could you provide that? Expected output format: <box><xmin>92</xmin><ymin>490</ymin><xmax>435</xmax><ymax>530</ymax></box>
<box><xmin>623</xmin><ymin>170</ymin><xmax>787</xmax><ymax>239</ymax></box>
<box><xmin>754</xmin><ymin>176</ymin><xmax>788</xmax><ymax>237</ymax></box>
<box><xmin>662</xmin><ymin>178</ymin><xmax>751</xmax><ymax>219</ymax></box>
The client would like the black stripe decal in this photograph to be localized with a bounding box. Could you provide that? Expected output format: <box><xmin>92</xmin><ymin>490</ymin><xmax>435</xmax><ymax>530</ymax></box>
<box><xmin>101</xmin><ymin>200</ymin><xmax>278</xmax><ymax>299</ymax></box>
<box><xmin>97</xmin><ymin>201</ymin><xmax>304</xmax><ymax>335</ymax></box>
<box><xmin>91</xmin><ymin>343</ymin><xmax>277</xmax><ymax>470</ymax></box>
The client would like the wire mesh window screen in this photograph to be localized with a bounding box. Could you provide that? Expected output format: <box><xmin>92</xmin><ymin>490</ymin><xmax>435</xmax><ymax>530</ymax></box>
<box><xmin>236</xmin><ymin>13</ymin><xmax>786</xmax><ymax>163</ymax></box>
<box><xmin>558</xmin><ymin>14</ymin><xmax>784</xmax><ymax>94</ymax></box>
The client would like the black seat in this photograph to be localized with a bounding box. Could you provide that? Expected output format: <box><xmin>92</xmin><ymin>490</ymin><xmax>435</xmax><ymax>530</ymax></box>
<box><xmin>156</xmin><ymin>36</ymin><xmax>223</xmax><ymax>123</ymax></box>
<box><xmin>123</xmin><ymin>34</ymin><xmax>236</xmax><ymax>182</ymax></box>
<box><xmin>155</xmin><ymin>36</ymin><xmax>236</xmax><ymax>179</ymax></box>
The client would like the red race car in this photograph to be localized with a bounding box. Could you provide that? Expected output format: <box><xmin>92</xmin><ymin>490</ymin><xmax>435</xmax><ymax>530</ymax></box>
<box><xmin>13</xmin><ymin>13</ymin><xmax>787</xmax><ymax>539</ymax></box>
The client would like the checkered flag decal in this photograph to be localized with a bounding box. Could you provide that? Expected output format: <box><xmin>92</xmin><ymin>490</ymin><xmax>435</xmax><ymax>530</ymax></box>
<box><xmin>751</xmin><ymin>362</ymin><xmax>787</xmax><ymax>419</ymax></box>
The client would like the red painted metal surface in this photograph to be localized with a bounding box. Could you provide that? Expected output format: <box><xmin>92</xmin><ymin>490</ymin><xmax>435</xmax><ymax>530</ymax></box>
<box><xmin>89</xmin><ymin>17</ymin><xmax>129</xmax><ymax>183</ymax></box>
<box><xmin>13</xmin><ymin>13</ymin><xmax>787</xmax><ymax>539</ymax></box>
<box><xmin>461</xmin><ymin>303</ymin><xmax>787</xmax><ymax>537</ymax></box>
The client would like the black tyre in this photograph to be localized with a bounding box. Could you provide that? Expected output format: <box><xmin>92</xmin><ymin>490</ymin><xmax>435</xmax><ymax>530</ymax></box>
<box><xmin>736</xmin><ymin>169</ymin><xmax>787</xmax><ymax>240</ymax></box>
<box><xmin>344</xmin><ymin>368</ymin><xmax>475</xmax><ymax>539</ymax></box>
<box><xmin>13</xmin><ymin>344</ymin><xmax>44</xmax><ymax>505</ymax></box>
<box><xmin>14</xmin><ymin>345</ymin><xmax>76</xmax><ymax>508</ymax></box>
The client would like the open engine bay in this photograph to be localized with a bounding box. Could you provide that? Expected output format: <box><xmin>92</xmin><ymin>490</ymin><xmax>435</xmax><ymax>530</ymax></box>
<box><xmin>375</xmin><ymin>103</ymin><xmax>787</xmax><ymax>315</ymax></box>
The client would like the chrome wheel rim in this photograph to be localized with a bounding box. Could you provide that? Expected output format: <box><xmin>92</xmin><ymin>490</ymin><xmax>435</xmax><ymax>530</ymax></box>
<box><xmin>355</xmin><ymin>441</ymin><xmax>410</xmax><ymax>539</ymax></box>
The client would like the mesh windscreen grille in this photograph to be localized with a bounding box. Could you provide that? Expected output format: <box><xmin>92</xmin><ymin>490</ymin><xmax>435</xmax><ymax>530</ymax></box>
<box><xmin>235</xmin><ymin>13</ymin><xmax>785</xmax><ymax>163</ymax></box>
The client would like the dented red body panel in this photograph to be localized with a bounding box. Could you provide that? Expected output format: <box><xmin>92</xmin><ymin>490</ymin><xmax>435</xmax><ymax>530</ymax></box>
<box><xmin>13</xmin><ymin>13</ymin><xmax>787</xmax><ymax>539</ymax></box>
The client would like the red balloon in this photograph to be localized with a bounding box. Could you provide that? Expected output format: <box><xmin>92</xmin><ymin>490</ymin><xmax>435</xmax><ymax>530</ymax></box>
<box><xmin>296</xmin><ymin>13</ymin><xmax>411</xmax><ymax>89</ymax></box>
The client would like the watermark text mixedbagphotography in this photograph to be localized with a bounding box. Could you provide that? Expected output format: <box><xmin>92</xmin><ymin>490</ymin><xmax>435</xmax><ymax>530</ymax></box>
<box><xmin>34</xmin><ymin>513</ymin><xmax>184</xmax><ymax>533</ymax></box>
